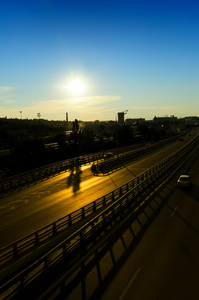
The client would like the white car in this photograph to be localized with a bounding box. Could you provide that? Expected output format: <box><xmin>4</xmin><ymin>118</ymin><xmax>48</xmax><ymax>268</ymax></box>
<box><xmin>177</xmin><ymin>175</ymin><xmax>191</xmax><ymax>187</ymax></box>
<box><xmin>104</xmin><ymin>152</ymin><xmax>114</xmax><ymax>159</ymax></box>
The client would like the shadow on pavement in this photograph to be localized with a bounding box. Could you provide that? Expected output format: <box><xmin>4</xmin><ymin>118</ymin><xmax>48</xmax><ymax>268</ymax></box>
<box><xmin>61</xmin><ymin>174</ymin><xmax>199</xmax><ymax>300</ymax></box>
<box><xmin>67</xmin><ymin>165</ymin><xmax>82</xmax><ymax>195</ymax></box>
<box><xmin>59</xmin><ymin>175</ymin><xmax>176</xmax><ymax>299</ymax></box>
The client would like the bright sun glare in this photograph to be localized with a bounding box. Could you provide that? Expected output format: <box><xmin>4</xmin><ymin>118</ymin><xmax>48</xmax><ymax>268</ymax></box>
<box><xmin>67</xmin><ymin>79</ymin><xmax>86</xmax><ymax>95</ymax></box>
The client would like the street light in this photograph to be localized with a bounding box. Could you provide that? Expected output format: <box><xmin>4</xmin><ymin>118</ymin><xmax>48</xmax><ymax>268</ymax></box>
<box><xmin>124</xmin><ymin>109</ymin><xmax>128</xmax><ymax>121</ymax></box>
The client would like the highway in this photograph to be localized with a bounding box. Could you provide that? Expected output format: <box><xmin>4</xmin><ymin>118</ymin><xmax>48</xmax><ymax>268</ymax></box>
<box><xmin>0</xmin><ymin>134</ymin><xmax>195</xmax><ymax>249</ymax></box>
<box><xmin>92</xmin><ymin>138</ymin><xmax>199</xmax><ymax>300</ymax></box>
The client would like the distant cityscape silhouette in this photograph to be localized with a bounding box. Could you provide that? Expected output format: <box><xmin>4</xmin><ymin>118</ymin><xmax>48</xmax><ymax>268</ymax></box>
<box><xmin>0</xmin><ymin>116</ymin><xmax>198</xmax><ymax>178</ymax></box>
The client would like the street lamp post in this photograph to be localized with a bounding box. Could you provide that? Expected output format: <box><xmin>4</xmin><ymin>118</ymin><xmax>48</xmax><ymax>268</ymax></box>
<box><xmin>124</xmin><ymin>110</ymin><xmax>128</xmax><ymax>122</ymax></box>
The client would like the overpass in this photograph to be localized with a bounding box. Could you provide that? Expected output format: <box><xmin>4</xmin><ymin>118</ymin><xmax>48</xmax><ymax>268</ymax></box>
<box><xmin>0</xmin><ymin>133</ymin><xmax>192</xmax><ymax>248</ymax></box>
<box><xmin>0</xmin><ymin>131</ymin><xmax>198</xmax><ymax>299</ymax></box>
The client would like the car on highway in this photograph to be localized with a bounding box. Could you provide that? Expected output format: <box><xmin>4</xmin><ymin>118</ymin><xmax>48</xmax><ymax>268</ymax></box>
<box><xmin>177</xmin><ymin>175</ymin><xmax>191</xmax><ymax>187</ymax></box>
<box><xmin>104</xmin><ymin>152</ymin><xmax>114</xmax><ymax>159</ymax></box>
<box><xmin>91</xmin><ymin>163</ymin><xmax>99</xmax><ymax>174</ymax></box>
<box><xmin>145</xmin><ymin>143</ymin><xmax>151</xmax><ymax>147</ymax></box>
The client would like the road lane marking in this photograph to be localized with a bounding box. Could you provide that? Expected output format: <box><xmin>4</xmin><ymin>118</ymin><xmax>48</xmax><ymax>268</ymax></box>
<box><xmin>171</xmin><ymin>206</ymin><xmax>178</xmax><ymax>217</ymax></box>
<box><xmin>108</xmin><ymin>175</ymin><xmax>118</xmax><ymax>188</ymax></box>
<box><xmin>119</xmin><ymin>267</ymin><xmax>141</xmax><ymax>300</ymax></box>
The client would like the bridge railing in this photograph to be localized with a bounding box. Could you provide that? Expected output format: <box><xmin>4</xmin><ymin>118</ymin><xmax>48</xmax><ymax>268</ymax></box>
<box><xmin>0</xmin><ymin>152</ymin><xmax>103</xmax><ymax>194</ymax></box>
<box><xmin>0</xmin><ymin>134</ymin><xmax>197</xmax><ymax>269</ymax></box>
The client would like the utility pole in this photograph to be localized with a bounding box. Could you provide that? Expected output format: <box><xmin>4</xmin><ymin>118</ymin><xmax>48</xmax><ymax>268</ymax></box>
<box><xmin>66</xmin><ymin>112</ymin><xmax>68</xmax><ymax>131</ymax></box>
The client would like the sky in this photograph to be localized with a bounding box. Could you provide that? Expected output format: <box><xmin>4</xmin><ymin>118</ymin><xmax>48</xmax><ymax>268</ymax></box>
<box><xmin>0</xmin><ymin>0</ymin><xmax>199</xmax><ymax>121</ymax></box>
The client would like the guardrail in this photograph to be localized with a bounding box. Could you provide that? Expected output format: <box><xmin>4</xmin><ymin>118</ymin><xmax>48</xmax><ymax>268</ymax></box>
<box><xmin>0</xmin><ymin>153</ymin><xmax>102</xmax><ymax>194</ymax></box>
<box><xmin>0</xmin><ymin>134</ymin><xmax>197</xmax><ymax>270</ymax></box>
<box><xmin>91</xmin><ymin>143</ymin><xmax>157</xmax><ymax>174</ymax></box>
<box><xmin>0</xmin><ymin>133</ymin><xmax>183</xmax><ymax>194</ymax></box>
<box><xmin>0</xmin><ymin>133</ymin><xmax>198</xmax><ymax>299</ymax></box>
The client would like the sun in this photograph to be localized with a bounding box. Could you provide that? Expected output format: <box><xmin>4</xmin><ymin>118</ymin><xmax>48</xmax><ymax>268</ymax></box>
<box><xmin>67</xmin><ymin>78</ymin><xmax>86</xmax><ymax>95</ymax></box>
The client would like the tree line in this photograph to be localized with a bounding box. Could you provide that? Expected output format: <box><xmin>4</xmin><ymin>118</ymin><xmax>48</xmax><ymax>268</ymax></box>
<box><xmin>0</xmin><ymin>118</ymin><xmax>177</xmax><ymax>177</ymax></box>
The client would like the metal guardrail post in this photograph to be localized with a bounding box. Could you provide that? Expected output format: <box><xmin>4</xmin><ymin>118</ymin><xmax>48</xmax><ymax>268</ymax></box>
<box><xmin>13</xmin><ymin>243</ymin><xmax>18</xmax><ymax>258</ymax></box>
<box><xmin>82</xmin><ymin>207</ymin><xmax>85</xmax><ymax>218</ymax></box>
<box><xmin>119</xmin><ymin>187</ymin><xmax>122</xmax><ymax>197</ymax></box>
<box><xmin>68</xmin><ymin>214</ymin><xmax>72</xmax><ymax>226</ymax></box>
<box><xmin>103</xmin><ymin>196</ymin><xmax>106</xmax><ymax>206</ymax></box>
<box><xmin>53</xmin><ymin>223</ymin><xmax>57</xmax><ymax>235</ymax></box>
<box><xmin>93</xmin><ymin>201</ymin><xmax>96</xmax><ymax>212</ymax></box>
<box><xmin>35</xmin><ymin>232</ymin><xmax>39</xmax><ymax>246</ymax></box>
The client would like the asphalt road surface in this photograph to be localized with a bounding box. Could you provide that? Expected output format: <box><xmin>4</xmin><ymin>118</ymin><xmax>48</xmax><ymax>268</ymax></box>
<box><xmin>0</xmin><ymin>134</ymin><xmax>196</xmax><ymax>248</ymax></box>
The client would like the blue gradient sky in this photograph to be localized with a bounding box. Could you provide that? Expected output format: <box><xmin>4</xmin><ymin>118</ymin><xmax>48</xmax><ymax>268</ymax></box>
<box><xmin>1</xmin><ymin>0</ymin><xmax>199</xmax><ymax>121</ymax></box>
